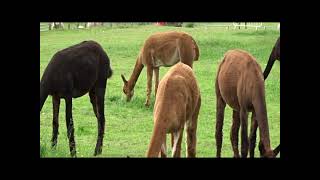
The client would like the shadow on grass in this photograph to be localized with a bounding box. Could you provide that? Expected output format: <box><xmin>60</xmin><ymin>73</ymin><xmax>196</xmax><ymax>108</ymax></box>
<box><xmin>232</xmin><ymin>30</ymin><xmax>277</xmax><ymax>36</ymax></box>
<box><xmin>40</xmin><ymin>145</ymin><xmax>47</xmax><ymax>157</ymax></box>
<box><xmin>107</xmin><ymin>95</ymin><xmax>155</xmax><ymax>112</ymax></box>
<box><xmin>200</xmin><ymin>38</ymin><xmax>244</xmax><ymax>51</ymax></box>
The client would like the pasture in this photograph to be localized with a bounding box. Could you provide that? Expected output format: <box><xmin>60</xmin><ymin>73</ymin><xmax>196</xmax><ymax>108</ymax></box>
<box><xmin>40</xmin><ymin>23</ymin><xmax>280</xmax><ymax>157</ymax></box>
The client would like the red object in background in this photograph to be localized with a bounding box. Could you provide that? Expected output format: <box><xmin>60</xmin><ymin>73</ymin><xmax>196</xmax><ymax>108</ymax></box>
<box><xmin>155</xmin><ymin>22</ymin><xmax>166</xmax><ymax>26</ymax></box>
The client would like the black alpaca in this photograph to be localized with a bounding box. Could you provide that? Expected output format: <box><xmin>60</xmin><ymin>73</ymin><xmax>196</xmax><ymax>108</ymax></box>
<box><xmin>40</xmin><ymin>40</ymin><xmax>113</xmax><ymax>157</ymax></box>
<box><xmin>257</xmin><ymin>37</ymin><xmax>280</xmax><ymax>157</ymax></box>
<box><xmin>263</xmin><ymin>37</ymin><xmax>280</xmax><ymax>79</ymax></box>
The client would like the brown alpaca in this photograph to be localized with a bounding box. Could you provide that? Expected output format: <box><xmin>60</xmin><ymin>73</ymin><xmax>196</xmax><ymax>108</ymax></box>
<box><xmin>215</xmin><ymin>49</ymin><xmax>279</xmax><ymax>158</ymax></box>
<box><xmin>121</xmin><ymin>31</ymin><xmax>199</xmax><ymax>107</ymax></box>
<box><xmin>147</xmin><ymin>62</ymin><xmax>201</xmax><ymax>158</ymax></box>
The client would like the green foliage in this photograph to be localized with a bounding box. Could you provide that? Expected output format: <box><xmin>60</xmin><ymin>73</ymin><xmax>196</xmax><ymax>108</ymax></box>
<box><xmin>183</xmin><ymin>22</ymin><xmax>194</xmax><ymax>28</ymax></box>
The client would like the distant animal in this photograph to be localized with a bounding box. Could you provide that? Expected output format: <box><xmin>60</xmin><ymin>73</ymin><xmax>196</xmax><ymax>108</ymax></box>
<box><xmin>147</xmin><ymin>62</ymin><xmax>201</xmax><ymax>158</ymax></box>
<box><xmin>121</xmin><ymin>31</ymin><xmax>199</xmax><ymax>107</ymax></box>
<box><xmin>40</xmin><ymin>40</ymin><xmax>113</xmax><ymax>157</ymax></box>
<box><xmin>263</xmin><ymin>37</ymin><xmax>280</xmax><ymax>79</ymax></box>
<box><xmin>215</xmin><ymin>49</ymin><xmax>280</xmax><ymax>158</ymax></box>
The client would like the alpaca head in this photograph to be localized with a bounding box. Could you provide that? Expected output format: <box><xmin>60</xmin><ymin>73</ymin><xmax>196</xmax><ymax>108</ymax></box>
<box><xmin>259</xmin><ymin>143</ymin><xmax>280</xmax><ymax>158</ymax></box>
<box><xmin>121</xmin><ymin>74</ymin><xmax>134</xmax><ymax>102</ymax></box>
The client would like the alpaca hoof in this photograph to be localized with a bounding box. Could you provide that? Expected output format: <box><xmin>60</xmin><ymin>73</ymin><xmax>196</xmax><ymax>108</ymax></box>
<box><xmin>94</xmin><ymin>147</ymin><xmax>102</xmax><ymax>156</ymax></box>
<box><xmin>70</xmin><ymin>151</ymin><xmax>77</xmax><ymax>158</ymax></box>
<box><xmin>51</xmin><ymin>142</ymin><xmax>57</xmax><ymax>149</ymax></box>
<box><xmin>144</xmin><ymin>102</ymin><xmax>150</xmax><ymax>107</ymax></box>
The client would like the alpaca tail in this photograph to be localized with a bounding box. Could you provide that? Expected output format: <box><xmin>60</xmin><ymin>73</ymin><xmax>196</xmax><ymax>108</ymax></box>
<box><xmin>188</xmin><ymin>36</ymin><xmax>200</xmax><ymax>61</ymax></box>
<box><xmin>40</xmin><ymin>82</ymin><xmax>49</xmax><ymax>111</ymax></box>
<box><xmin>107</xmin><ymin>66</ymin><xmax>113</xmax><ymax>79</ymax></box>
<box><xmin>102</xmin><ymin>50</ymin><xmax>113</xmax><ymax>79</ymax></box>
<box><xmin>193</xmin><ymin>39</ymin><xmax>200</xmax><ymax>61</ymax></box>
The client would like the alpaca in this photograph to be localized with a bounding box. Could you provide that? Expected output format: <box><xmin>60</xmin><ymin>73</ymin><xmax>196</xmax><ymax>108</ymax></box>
<box><xmin>147</xmin><ymin>62</ymin><xmax>201</xmax><ymax>158</ymax></box>
<box><xmin>263</xmin><ymin>37</ymin><xmax>280</xmax><ymax>79</ymax></box>
<box><xmin>215</xmin><ymin>49</ymin><xmax>279</xmax><ymax>158</ymax></box>
<box><xmin>121</xmin><ymin>31</ymin><xmax>199</xmax><ymax>107</ymax></box>
<box><xmin>40</xmin><ymin>40</ymin><xmax>113</xmax><ymax>157</ymax></box>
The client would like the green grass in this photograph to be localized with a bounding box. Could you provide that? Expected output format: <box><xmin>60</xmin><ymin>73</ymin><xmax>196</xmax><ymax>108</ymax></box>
<box><xmin>40</xmin><ymin>23</ymin><xmax>280</xmax><ymax>158</ymax></box>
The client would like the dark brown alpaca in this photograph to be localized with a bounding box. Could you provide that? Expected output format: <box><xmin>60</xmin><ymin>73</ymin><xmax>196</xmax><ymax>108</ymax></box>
<box><xmin>215</xmin><ymin>49</ymin><xmax>279</xmax><ymax>158</ymax></box>
<box><xmin>263</xmin><ymin>37</ymin><xmax>280</xmax><ymax>79</ymax></box>
<box><xmin>253</xmin><ymin>37</ymin><xmax>280</xmax><ymax>156</ymax></box>
<box><xmin>40</xmin><ymin>40</ymin><xmax>113</xmax><ymax>157</ymax></box>
<box><xmin>147</xmin><ymin>62</ymin><xmax>201</xmax><ymax>158</ymax></box>
<box><xmin>121</xmin><ymin>31</ymin><xmax>199</xmax><ymax>107</ymax></box>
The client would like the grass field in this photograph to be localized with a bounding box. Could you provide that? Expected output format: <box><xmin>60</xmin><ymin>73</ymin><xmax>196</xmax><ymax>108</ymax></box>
<box><xmin>40</xmin><ymin>23</ymin><xmax>280</xmax><ymax>158</ymax></box>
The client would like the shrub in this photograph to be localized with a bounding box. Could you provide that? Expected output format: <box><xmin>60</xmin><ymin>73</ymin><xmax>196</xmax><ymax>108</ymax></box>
<box><xmin>183</xmin><ymin>23</ymin><xmax>194</xmax><ymax>28</ymax></box>
<box><xmin>166</xmin><ymin>22</ymin><xmax>183</xmax><ymax>27</ymax></box>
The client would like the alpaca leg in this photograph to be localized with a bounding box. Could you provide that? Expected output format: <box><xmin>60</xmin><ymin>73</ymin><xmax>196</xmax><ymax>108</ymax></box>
<box><xmin>171</xmin><ymin>133</ymin><xmax>174</xmax><ymax>149</ymax></box>
<box><xmin>160</xmin><ymin>134</ymin><xmax>167</xmax><ymax>158</ymax></box>
<box><xmin>186</xmin><ymin>97</ymin><xmax>201</xmax><ymax>158</ymax></box>
<box><xmin>65</xmin><ymin>96</ymin><xmax>76</xmax><ymax>157</ymax></box>
<box><xmin>145</xmin><ymin>65</ymin><xmax>153</xmax><ymax>107</ymax></box>
<box><xmin>249</xmin><ymin>112</ymin><xmax>258</xmax><ymax>158</ymax></box>
<box><xmin>51</xmin><ymin>95</ymin><xmax>60</xmax><ymax>148</ymax></box>
<box><xmin>89</xmin><ymin>90</ymin><xmax>98</xmax><ymax>118</ymax></box>
<box><xmin>172</xmin><ymin>128</ymin><xmax>184</xmax><ymax>158</ymax></box>
<box><xmin>258</xmin><ymin>140</ymin><xmax>265</xmax><ymax>157</ymax></box>
<box><xmin>216</xmin><ymin>93</ymin><xmax>226</xmax><ymax>158</ymax></box>
<box><xmin>94</xmin><ymin>87</ymin><xmax>106</xmax><ymax>156</ymax></box>
<box><xmin>273</xmin><ymin>144</ymin><xmax>280</xmax><ymax>157</ymax></box>
<box><xmin>240</xmin><ymin>109</ymin><xmax>249</xmax><ymax>158</ymax></box>
<box><xmin>186</xmin><ymin>126</ymin><xmax>196</xmax><ymax>158</ymax></box>
<box><xmin>253</xmin><ymin>97</ymin><xmax>272</xmax><ymax>157</ymax></box>
<box><xmin>230</xmin><ymin>110</ymin><xmax>240</xmax><ymax>158</ymax></box>
<box><xmin>147</xmin><ymin>125</ymin><xmax>166</xmax><ymax>157</ymax></box>
<box><xmin>154</xmin><ymin>67</ymin><xmax>159</xmax><ymax>97</ymax></box>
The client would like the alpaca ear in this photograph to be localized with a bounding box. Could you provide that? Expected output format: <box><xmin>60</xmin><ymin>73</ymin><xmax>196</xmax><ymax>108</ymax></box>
<box><xmin>121</xmin><ymin>74</ymin><xmax>128</xmax><ymax>84</ymax></box>
<box><xmin>273</xmin><ymin>144</ymin><xmax>280</xmax><ymax>156</ymax></box>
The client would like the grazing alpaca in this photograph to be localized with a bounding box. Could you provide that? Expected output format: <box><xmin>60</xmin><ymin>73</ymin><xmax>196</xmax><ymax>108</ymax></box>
<box><xmin>215</xmin><ymin>49</ymin><xmax>279</xmax><ymax>158</ymax></box>
<box><xmin>40</xmin><ymin>40</ymin><xmax>113</xmax><ymax>157</ymax></box>
<box><xmin>263</xmin><ymin>37</ymin><xmax>280</xmax><ymax>79</ymax></box>
<box><xmin>147</xmin><ymin>62</ymin><xmax>201</xmax><ymax>158</ymax></box>
<box><xmin>121</xmin><ymin>31</ymin><xmax>199</xmax><ymax>107</ymax></box>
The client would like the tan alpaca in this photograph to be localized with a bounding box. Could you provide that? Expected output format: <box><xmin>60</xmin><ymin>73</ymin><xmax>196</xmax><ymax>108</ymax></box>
<box><xmin>121</xmin><ymin>31</ymin><xmax>199</xmax><ymax>107</ymax></box>
<box><xmin>147</xmin><ymin>62</ymin><xmax>201</xmax><ymax>158</ymax></box>
<box><xmin>215</xmin><ymin>49</ymin><xmax>280</xmax><ymax>158</ymax></box>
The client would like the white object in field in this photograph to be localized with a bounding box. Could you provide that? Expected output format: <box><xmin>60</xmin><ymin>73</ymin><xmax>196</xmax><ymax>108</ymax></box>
<box><xmin>232</xmin><ymin>22</ymin><xmax>265</xmax><ymax>30</ymax></box>
<box><xmin>49</xmin><ymin>22</ymin><xmax>64</xmax><ymax>30</ymax></box>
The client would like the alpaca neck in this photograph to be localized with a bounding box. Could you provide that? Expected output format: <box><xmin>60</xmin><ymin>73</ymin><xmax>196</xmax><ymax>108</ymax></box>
<box><xmin>128</xmin><ymin>56</ymin><xmax>144</xmax><ymax>90</ymax></box>
<box><xmin>254</xmin><ymin>86</ymin><xmax>272</xmax><ymax>151</ymax></box>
